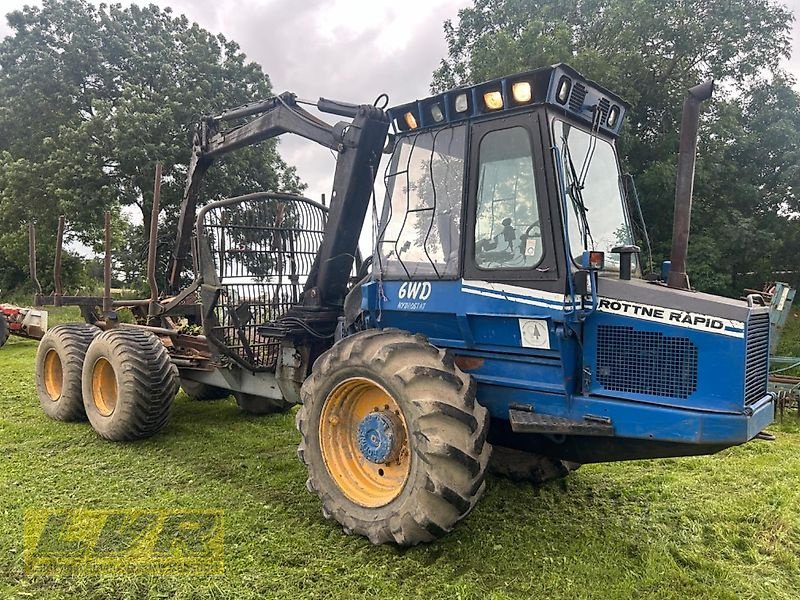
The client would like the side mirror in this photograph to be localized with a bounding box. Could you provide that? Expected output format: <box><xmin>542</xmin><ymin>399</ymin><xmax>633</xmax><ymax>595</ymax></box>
<box><xmin>573</xmin><ymin>270</ymin><xmax>591</xmax><ymax>296</ymax></box>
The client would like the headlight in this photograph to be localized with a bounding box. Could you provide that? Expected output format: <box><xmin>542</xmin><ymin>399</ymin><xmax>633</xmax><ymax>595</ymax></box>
<box><xmin>556</xmin><ymin>76</ymin><xmax>571</xmax><ymax>104</ymax></box>
<box><xmin>483</xmin><ymin>90</ymin><xmax>503</xmax><ymax>110</ymax></box>
<box><xmin>404</xmin><ymin>112</ymin><xmax>418</xmax><ymax>130</ymax></box>
<box><xmin>430</xmin><ymin>103</ymin><xmax>444</xmax><ymax>123</ymax></box>
<box><xmin>511</xmin><ymin>81</ymin><xmax>532</xmax><ymax>103</ymax></box>
<box><xmin>454</xmin><ymin>93</ymin><xmax>469</xmax><ymax>113</ymax></box>
<box><xmin>607</xmin><ymin>105</ymin><xmax>620</xmax><ymax>127</ymax></box>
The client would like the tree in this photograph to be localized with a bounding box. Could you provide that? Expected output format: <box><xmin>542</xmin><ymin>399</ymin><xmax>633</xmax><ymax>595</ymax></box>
<box><xmin>0</xmin><ymin>0</ymin><xmax>303</xmax><ymax>294</ymax></box>
<box><xmin>433</xmin><ymin>0</ymin><xmax>799</xmax><ymax>294</ymax></box>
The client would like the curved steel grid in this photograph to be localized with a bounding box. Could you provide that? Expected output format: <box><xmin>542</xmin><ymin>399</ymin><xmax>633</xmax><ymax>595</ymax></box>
<box><xmin>198</xmin><ymin>192</ymin><xmax>327</xmax><ymax>371</ymax></box>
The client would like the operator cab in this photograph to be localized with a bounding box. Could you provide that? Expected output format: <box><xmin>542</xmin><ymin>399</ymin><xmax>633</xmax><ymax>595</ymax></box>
<box><xmin>366</xmin><ymin>64</ymin><xmax>773</xmax><ymax>464</ymax></box>
<box><xmin>377</xmin><ymin>63</ymin><xmax>637</xmax><ymax>289</ymax></box>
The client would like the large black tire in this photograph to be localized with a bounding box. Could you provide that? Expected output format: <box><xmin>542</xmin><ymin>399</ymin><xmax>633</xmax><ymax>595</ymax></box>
<box><xmin>180</xmin><ymin>377</ymin><xmax>230</xmax><ymax>401</ymax></box>
<box><xmin>35</xmin><ymin>324</ymin><xmax>99</xmax><ymax>421</ymax></box>
<box><xmin>0</xmin><ymin>315</ymin><xmax>9</xmax><ymax>348</ymax></box>
<box><xmin>297</xmin><ymin>328</ymin><xmax>491</xmax><ymax>546</ymax></box>
<box><xmin>233</xmin><ymin>391</ymin><xmax>293</xmax><ymax>415</ymax></box>
<box><xmin>489</xmin><ymin>446</ymin><xmax>581</xmax><ymax>483</ymax></box>
<box><xmin>82</xmin><ymin>328</ymin><xmax>178</xmax><ymax>441</ymax></box>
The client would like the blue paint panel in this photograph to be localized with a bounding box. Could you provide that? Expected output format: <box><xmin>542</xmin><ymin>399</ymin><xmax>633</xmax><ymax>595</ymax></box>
<box><xmin>361</xmin><ymin>278</ymin><xmax>773</xmax><ymax>451</ymax></box>
<box><xmin>368</xmin><ymin>279</ymin><xmax>565</xmax><ymax>352</ymax></box>
<box><xmin>583</xmin><ymin>311</ymin><xmax>745</xmax><ymax>413</ymax></box>
<box><xmin>444</xmin><ymin>350</ymin><xmax>567</xmax><ymax>418</ymax></box>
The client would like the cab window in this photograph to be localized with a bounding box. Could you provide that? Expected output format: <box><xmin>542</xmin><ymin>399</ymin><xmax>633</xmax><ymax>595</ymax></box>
<box><xmin>377</xmin><ymin>125</ymin><xmax>466</xmax><ymax>279</ymax></box>
<box><xmin>474</xmin><ymin>127</ymin><xmax>542</xmax><ymax>270</ymax></box>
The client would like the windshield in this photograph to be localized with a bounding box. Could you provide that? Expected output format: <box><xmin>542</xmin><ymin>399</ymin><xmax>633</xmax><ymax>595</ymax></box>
<box><xmin>553</xmin><ymin>119</ymin><xmax>635</xmax><ymax>273</ymax></box>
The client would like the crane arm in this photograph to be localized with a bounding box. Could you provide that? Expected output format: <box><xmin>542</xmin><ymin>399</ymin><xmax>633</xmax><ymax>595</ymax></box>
<box><xmin>167</xmin><ymin>92</ymin><xmax>389</xmax><ymax>318</ymax></box>
<box><xmin>168</xmin><ymin>92</ymin><xmax>384</xmax><ymax>293</ymax></box>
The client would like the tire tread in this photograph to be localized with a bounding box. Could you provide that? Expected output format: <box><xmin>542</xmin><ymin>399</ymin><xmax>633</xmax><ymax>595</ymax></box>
<box><xmin>83</xmin><ymin>328</ymin><xmax>178</xmax><ymax>441</ymax></box>
<box><xmin>297</xmin><ymin>328</ymin><xmax>491</xmax><ymax>545</ymax></box>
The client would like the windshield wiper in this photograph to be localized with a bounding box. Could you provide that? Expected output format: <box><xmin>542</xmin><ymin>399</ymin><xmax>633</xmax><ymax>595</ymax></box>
<box><xmin>561</xmin><ymin>137</ymin><xmax>594</xmax><ymax>249</ymax></box>
<box><xmin>560</xmin><ymin>105</ymin><xmax>604</xmax><ymax>251</ymax></box>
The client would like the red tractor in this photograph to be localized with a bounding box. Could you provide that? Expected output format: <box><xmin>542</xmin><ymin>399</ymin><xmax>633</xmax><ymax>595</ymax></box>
<box><xmin>0</xmin><ymin>303</ymin><xmax>48</xmax><ymax>347</ymax></box>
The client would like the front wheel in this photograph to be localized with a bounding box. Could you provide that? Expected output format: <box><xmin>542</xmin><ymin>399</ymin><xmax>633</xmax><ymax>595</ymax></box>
<box><xmin>297</xmin><ymin>329</ymin><xmax>491</xmax><ymax>545</ymax></box>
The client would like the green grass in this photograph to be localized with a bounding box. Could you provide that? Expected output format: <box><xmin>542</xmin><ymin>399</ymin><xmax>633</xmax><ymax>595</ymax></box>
<box><xmin>2</xmin><ymin>308</ymin><xmax>800</xmax><ymax>599</ymax></box>
<box><xmin>777</xmin><ymin>309</ymin><xmax>800</xmax><ymax>357</ymax></box>
<box><xmin>776</xmin><ymin>307</ymin><xmax>800</xmax><ymax>376</ymax></box>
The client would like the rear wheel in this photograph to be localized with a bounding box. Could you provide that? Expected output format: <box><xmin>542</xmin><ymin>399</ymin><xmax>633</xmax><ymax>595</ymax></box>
<box><xmin>82</xmin><ymin>329</ymin><xmax>178</xmax><ymax>441</ymax></box>
<box><xmin>35</xmin><ymin>324</ymin><xmax>99</xmax><ymax>421</ymax></box>
<box><xmin>180</xmin><ymin>378</ymin><xmax>230</xmax><ymax>401</ymax></box>
<box><xmin>0</xmin><ymin>315</ymin><xmax>9</xmax><ymax>347</ymax></box>
<box><xmin>297</xmin><ymin>329</ymin><xmax>491</xmax><ymax>545</ymax></box>
<box><xmin>233</xmin><ymin>391</ymin><xmax>293</xmax><ymax>415</ymax></box>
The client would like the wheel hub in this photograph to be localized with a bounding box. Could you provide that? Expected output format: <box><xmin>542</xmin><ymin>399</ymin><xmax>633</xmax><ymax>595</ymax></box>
<box><xmin>319</xmin><ymin>377</ymin><xmax>411</xmax><ymax>508</ymax></box>
<box><xmin>357</xmin><ymin>412</ymin><xmax>402</xmax><ymax>464</ymax></box>
<box><xmin>43</xmin><ymin>349</ymin><xmax>63</xmax><ymax>401</ymax></box>
<box><xmin>91</xmin><ymin>357</ymin><xmax>118</xmax><ymax>416</ymax></box>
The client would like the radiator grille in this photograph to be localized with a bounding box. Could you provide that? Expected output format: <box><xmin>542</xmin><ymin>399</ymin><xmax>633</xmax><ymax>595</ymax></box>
<box><xmin>597</xmin><ymin>97</ymin><xmax>611</xmax><ymax>125</ymax></box>
<box><xmin>744</xmin><ymin>312</ymin><xmax>769</xmax><ymax>405</ymax></box>
<box><xmin>596</xmin><ymin>325</ymin><xmax>698</xmax><ymax>399</ymax></box>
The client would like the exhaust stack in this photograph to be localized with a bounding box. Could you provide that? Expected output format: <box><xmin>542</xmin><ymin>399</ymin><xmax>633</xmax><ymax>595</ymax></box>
<box><xmin>666</xmin><ymin>79</ymin><xmax>714</xmax><ymax>290</ymax></box>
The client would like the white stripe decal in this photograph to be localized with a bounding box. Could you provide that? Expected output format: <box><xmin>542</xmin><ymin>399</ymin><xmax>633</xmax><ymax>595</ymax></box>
<box><xmin>462</xmin><ymin>279</ymin><xmax>566</xmax><ymax>305</ymax></box>
<box><xmin>461</xmin><ymin>280</ymin><xmax>745</xmax><ymax>338</ymax></box>
<box><xmin>596</xmin><ymin>298</ymin><xmax>744</xmax><ymax>338</ymax></box>
<box><xmin>462</xmin><ymin>287</ymin><xmax>563</xmax><ymax>310</ymax></box>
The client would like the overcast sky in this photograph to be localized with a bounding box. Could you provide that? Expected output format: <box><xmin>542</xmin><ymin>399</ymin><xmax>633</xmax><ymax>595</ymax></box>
<box><xmin>0</xmin><ymin>0</ymin><xmax>798</xmax><ymax>204</ymax></box>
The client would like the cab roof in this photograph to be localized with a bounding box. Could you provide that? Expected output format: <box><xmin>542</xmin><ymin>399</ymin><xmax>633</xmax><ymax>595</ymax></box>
<box><xmin>388</xmin><ymin>63</ymin><xmax>630</xmax><ymax>138</ymax></box>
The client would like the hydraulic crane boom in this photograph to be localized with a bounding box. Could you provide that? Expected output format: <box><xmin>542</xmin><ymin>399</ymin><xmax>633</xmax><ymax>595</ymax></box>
<box><xmin>168</xmin><ymin>92</ymin><xmax>390</xmax><ymax>316</ymax></box>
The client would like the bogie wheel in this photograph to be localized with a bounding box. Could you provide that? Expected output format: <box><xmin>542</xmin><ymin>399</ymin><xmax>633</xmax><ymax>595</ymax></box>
<box><xmin>82</xmin><ymin>328</ymin><xmax>179</xmax><ymax>441</ymax></box>
<box><xmin>297</xmin><ymin>328</ymin><xmax>491</xmax><ymax>545</ymax></box>
<box><xmin>0</xmin><ymin>315</ymin><xmax>9</xmax><ymax>347</ymax></box>
<box><xmin>180</xmin><ymin>378</ymin><xmax>230</xmax><ymax>401</ymax></box>
<box><xmin>35</xmin><ymin>324</ymin><xmax>99</xmax><ymax>421</ymax></box>
<box><xmin>233</xmin><ymin>391</ymin><xmax>293</xmax><ymax>415</ymax></box>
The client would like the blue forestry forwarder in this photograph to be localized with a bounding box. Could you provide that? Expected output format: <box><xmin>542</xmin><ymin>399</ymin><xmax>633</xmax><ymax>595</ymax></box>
<box><xmin>33</xmin><ymin>64</ymin><xmax>774</xmax><ymax>546</ymax></box>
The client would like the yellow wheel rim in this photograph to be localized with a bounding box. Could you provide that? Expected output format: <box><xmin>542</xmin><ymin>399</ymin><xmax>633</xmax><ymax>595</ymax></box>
<box><xmin>91</xmin><ymin>358</ymin><xmax>118</xmax><ymax>417</ymax></box>
<box><xmin>43</xmin><ymin>349</ymin><xmax>63</xmax><ymax>401</ymax></box>
<box><xmin>319</xmin><ymin>377</ymin><xmax>411</xmax><ymax>508</ymax></box>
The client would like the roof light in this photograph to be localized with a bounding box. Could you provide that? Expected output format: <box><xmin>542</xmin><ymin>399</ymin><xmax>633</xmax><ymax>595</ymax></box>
<box><xmin>556</xmin><ymin>76</ymin><xmax>571</xmax><ymax>104</ymax></box>
<box><xmin>404</xmin><ymin>111</ymin><xmax>418</xmax><ymax>130</ymax></box>
<box><xmin>511</xmin><ymin>81</ymin><xmax>532</xmax><ymax>103</ymax></box>
<box><xmin>607</xmin><ymin>105</ymin><xmax>620</xmax><ymax>128</ymax></box>
<box><xmin>430</xmin><ymin>103</ymin><xmax>444</xmax><ymax>123</ymax></box>
<box><xmin>483</xmin><ymin>90</ymin><xmax>503</xmax><ymax>110</ymax></box>
<box><xmin>454</xmin><ymin>93</ymin><xmax>469</xmax><ymax>113</ymax></box>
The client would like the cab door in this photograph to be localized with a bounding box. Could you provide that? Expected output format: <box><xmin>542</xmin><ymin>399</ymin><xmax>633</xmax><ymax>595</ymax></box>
<box><xmin>464</xmin><ymin>110</ymin><xmax>561</xmax><ymax>287</ymax></box>
<box><xmin>453</xmin><ymin>110</ymin><xmax>572</xmax><ymax>406</ymax></box>
<box><xmin>462</xmin><ymin>109</ymin><xmax>565</xmax><ymax>307</ymax></box>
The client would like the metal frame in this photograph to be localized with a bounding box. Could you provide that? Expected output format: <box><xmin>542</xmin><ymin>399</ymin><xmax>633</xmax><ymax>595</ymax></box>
<box><xmin>194</xmin><ymin>191</ymin><xmax>329</xmax><ymax>372</ymax></box>
<box><xmin>30</xmin><ymin>90</ymin><xmax>390</xmax><ymax>397</ymax></box>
